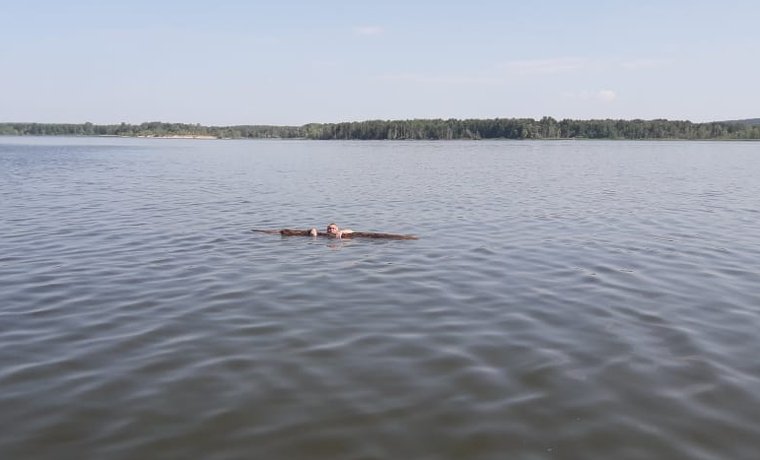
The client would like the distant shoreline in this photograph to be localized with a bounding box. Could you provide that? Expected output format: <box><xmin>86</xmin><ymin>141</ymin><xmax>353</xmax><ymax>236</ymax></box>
<box><xmin>2</xmin><ymin>118</ymin><xmax>759</xmax><ymax>140</ymax></box>
<box><xmin>135</xmin><ymin>134</ymin><xmax>217</xmax><ymax>140</ymax></box>
<box><xmin>2</xmin><ymin>135</ymin><xmax>759</xmax><ymax>143</ymax></box>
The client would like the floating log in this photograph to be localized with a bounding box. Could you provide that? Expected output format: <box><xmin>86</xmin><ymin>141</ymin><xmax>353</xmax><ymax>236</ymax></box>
<box><xmin>252</xmin><ymin>229</ymin><xmax>418</xmax><ymax>240</ymax></box>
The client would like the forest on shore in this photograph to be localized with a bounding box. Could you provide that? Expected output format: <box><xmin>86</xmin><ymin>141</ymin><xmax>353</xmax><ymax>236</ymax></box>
<box><xmin>2</xmin><ymin>118</ymin><xmax>759</xmax><ymax>140</ymax></box>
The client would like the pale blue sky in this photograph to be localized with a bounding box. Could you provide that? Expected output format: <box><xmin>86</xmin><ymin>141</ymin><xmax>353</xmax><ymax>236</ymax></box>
<box><xmin>1</xmin><ymin>0</ymin><xmax>757</xmax><ymax>125</ymax></box>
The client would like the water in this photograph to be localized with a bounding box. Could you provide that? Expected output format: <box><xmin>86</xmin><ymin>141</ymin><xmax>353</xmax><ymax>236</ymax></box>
<box><xmin>1</xmin><ymin>137</ymin><xmax>759</xmax><ymax>459</ymax></box>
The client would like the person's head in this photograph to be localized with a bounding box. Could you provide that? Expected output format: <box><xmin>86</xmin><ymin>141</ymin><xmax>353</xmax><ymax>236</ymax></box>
<box><xmin>326</xmin><ymin>223</ymin><xmax>339</xmax><ymax>234</ymax></box>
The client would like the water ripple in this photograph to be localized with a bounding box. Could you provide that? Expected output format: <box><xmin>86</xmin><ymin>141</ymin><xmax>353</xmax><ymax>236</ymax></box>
<box><xmin>1</xmin><ymin>138</ymin><xmax>760</xmax><ymax>459</ymax></box>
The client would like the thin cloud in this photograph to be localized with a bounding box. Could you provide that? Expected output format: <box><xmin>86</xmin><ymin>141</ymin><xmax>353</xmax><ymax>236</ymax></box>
<box><xmin>376</xmin><ymin>56</ymin><xmax>638</xmax><ymax>87</ymax></box>
<box><xmin>376</xmin><ymin>73</ymin><xmax>502</xmax><ymax>85</ymax></box>
<box><xmin>353</xmin><ymin>26</ymin><xmax>384</xmax><ymax>36</ymax></box>
<box><xmin>563</xmin><ymin>89</ymin><xmax>618</xmax><ymax>102</ymax></box>
<box><xmin>619</xmin><ymin>58</ymin><xmax>669</xmax><ymax>70</ymax></box>
<box><xmin>597</xmin><ymin>89</ymin><xmax>617</xmax><ymax>102</ymax></box>
<box><xmin>499</xmin><ymin>57</ymin><xmax>668</xmax><ymax>75</ymax></box>
<box><xmin>499</xmin><ymin>57</ymin><xmax>588</xmax><ymax>75</ymax></box>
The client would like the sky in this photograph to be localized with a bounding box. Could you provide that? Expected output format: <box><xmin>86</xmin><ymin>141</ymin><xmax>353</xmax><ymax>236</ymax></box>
<box><xmin>1</xmin><ymin>0</ymin><xmax>758</xmax><ymax>125</ymax></box>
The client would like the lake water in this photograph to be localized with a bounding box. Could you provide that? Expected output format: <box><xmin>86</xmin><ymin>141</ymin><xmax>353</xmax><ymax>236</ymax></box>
<box><xmin>1</xmin><ymin>137</ymin><xmax>759</xmax><ymax>459</ymax></box>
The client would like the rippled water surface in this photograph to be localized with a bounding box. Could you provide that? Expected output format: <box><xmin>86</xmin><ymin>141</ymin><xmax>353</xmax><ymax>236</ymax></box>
<box><xmin>1</xmin><ymin>137</ymin><xmax>759</xmax><ymax>459</ymax></box>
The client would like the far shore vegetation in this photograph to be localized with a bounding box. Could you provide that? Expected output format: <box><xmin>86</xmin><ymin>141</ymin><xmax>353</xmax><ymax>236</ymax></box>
<box><xmin>1</xmin><ymin>118</ymin><xmax>759</xmax><ymax>140</ymax></box>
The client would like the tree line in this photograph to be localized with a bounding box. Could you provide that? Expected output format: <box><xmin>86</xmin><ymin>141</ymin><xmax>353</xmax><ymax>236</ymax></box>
<box><xmin>1</xmin><ymin>118</ymin><xmax>759</xmax><ymax>140</ymax></box>
<box><xmin>0</xmin><ymin>122</ymin><xmax>302</xmax><ymax>139</ymax></box>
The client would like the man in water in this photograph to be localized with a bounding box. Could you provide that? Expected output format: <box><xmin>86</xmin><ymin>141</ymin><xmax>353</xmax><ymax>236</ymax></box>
<box><xmin>309</xmin><ymin>223</ymin><xmax>354</xmax><ymax>238</ymax></box>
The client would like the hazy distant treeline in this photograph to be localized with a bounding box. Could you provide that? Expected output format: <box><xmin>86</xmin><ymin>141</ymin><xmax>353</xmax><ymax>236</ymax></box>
<box><xmin>0</xmin><ymin>122</ymin><xmax>301</xmax><ymax>139</ymax></box>
<box><xmin>303</xmin><ymin>118</ymin><xmax>760</xmax><ymax>140</ymax></box>
<box><xmin>2</xmin><ymin>118</ymin><xmax>759</xmax><ymax>140</ymax></box>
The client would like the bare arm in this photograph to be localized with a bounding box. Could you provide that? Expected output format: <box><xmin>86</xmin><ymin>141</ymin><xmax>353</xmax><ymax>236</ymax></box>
<box><xmin>336</xmin><ymin>229</ymin><xmax>353</xmax><ymax>238</ymax></box>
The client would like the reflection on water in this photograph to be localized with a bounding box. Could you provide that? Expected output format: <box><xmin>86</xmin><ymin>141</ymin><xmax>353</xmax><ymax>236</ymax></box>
<box><xmin>1</xmin><ymin>137</ymin><xmax>759</xmax><ymax>459</ymax></box>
